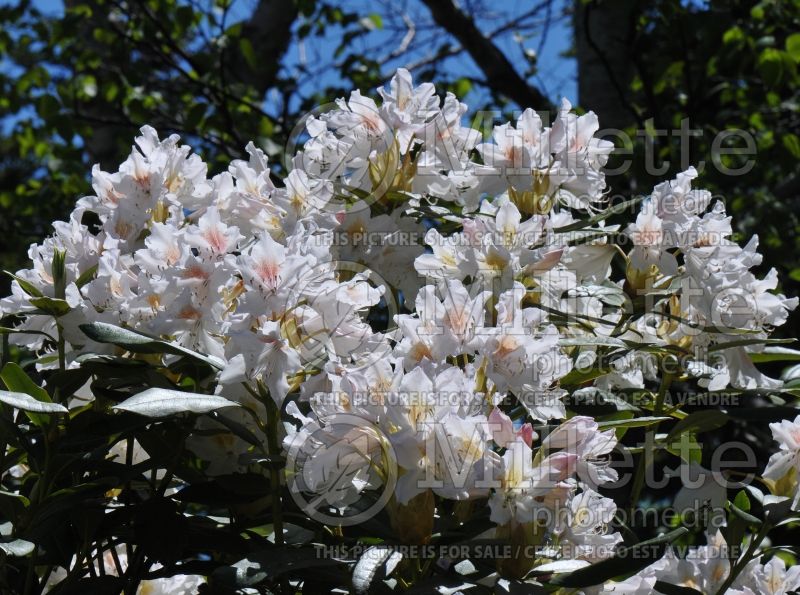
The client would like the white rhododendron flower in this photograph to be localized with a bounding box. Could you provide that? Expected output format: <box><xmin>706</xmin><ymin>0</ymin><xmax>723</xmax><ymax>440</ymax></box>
<box><xmin>3</xmin><ymin>67</ymin><xmax>800</xmax><ymax>593</ymax></box>
<box><xmin>600</xmin><ymin>531</ymin><xmax>800</xmax><ymax>595</ymax></box>
<box><xmin>558</xmin><ymin>488</ymin><xmax>623</xmax><ymax>563</ymax></box>
<box><xmin>763</xmin><ymin>413</ymin><xmax>800</xmax><ymax>507</ymax></box>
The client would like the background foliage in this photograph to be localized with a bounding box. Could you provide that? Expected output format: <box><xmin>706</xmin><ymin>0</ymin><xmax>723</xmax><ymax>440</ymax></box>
<box><xmin>2</xmin><ymin>0</ymin><xmax>798</xmax><ymax>328</ymax></box>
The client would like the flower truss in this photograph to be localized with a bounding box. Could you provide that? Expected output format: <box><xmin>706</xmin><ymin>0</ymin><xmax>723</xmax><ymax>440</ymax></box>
<box><xmin>2</xmin><ymin>69</ymin><xmax>800</xmax><ymax>594</ymax></box>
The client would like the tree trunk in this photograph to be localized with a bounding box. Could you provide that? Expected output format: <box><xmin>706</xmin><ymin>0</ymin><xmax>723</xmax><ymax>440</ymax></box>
<box><xmin>574</xmin><ymin>0</ymin><xmax>639</xmax><ymax>132</ymax></box>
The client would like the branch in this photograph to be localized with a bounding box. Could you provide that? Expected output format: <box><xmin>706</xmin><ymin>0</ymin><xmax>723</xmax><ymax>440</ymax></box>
<box><xmin>386</xmin><ymin>12</ymin><xmax>416</xmax><ymax>60</ymax></box>
<box><xmin>419</xmin><ymin>0</ymin><xmax>553</xmax><ymax>110</ymax></box>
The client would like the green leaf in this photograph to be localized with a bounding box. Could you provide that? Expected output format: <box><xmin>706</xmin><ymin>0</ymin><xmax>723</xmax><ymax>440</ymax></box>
<box><xmin>75</xmin><ymin>264</ymin><xmax>98</xmax><ymax>288</ymax></box>
<box><xmin>708</xmin><ymin>338</ymin><xmax>795</xmax><ymax>353</ymax></box>
<box><xmin>0</xmin><ymin>326</ymin><xmax>56</xmax><ymax>341</ymax></box>
<box><xmin>723</xmin><ymin>507</ymin><xmax>748</xmax><ymax>558</ymax></box>
<box><xmin>729</xmin><ymin>501</ymin><xmax>761</xmax><ymax>526</ymax></box>
<box><xmin>758</xmin><ymin>48</ymin><xmax>784</xmax><ymax>87</ymax></box>
<box><xmin>726</xmin><ymin>406</ymin><xmax>800</xmax><ymax>422</ymax></box>
<box><xmin>783</xmin><ymin>134</ymin><xmax>800</xmax><ymax>159</ymax></box>
<box><xmin>113</xmin><ymin>388</ymin><xmax>240</xmax><ymax>418</ymax></box>
<box><xmin>560</xmin><ymin>366</ymin><xmax>612</xmax><ymax>387</ymax></box>
<box><xmin>554</xmin><ymin>196</ymin><xmax>645</xmax><ymax>234</ymax></box>
<box><xmin>531</xmin><ymin>559</ymin><xmax>590</xmax><ymax>574</ymax></box>
<box><xmin>0</xmin><ymin>390</ymin><xmax>67</xmax><ymax>414</ymax></box>
<box><xmin>1</xmin><ymin>362</ymin><xmax>61</xmax><ymax>425</ymax></box>
<box><xmin>209</xmin><ymin>411</ymin><xmax>263</xmax><ymax>446</ymax></box>
<box><xmin>175</xmin><ymin>4</ymin><xmax>196</xmax><ymax>30</ymax></box>
<box><xmin>79</xmin><ymin>322</ymin><xmax>223</xmax><ymax>369</ymax></box>
<box><xmin>0</xmin><ymin>538</ymin><xmax>35</xmax><ymax>557</ymax></box>
<box><xmin>210</xmin><ymin>547</ymin><xmax>345</xmax><ymax>589</ymax></box>
<box><xmin>559</xmin><ymin>337</ymin><xmax>627</xmax><ymax>349</ymax></box>
<box><xmin>353</xmin><ymin>546</ymin><xmax>401</xmax><ymax>594</ymax></box>
<box><xmin>28</xmin><ymin>296</ymin><xmax>71</xmax><ymax>317</ymax></box>
<box><xmin>734</xmin><ymin>490</ymin><xmax>751</xmax><ymax>512</ymax></box>
<box><xmin>654</xmin><ymin>581</ymin><xmax>703</xmax><ymax>595</ymax></box>
<box><xmin>549</xmin><ymin>527</ymin><xmax>688</xmax><ymax>588</ymax></box>
<box><xmin>1</xmin><ymin>362</ymin><xmax>51</xmax><ymax>403</ymax></box>
<box><xmin>0</xmin><ymin>490</ymin><xmax>30</xmax><ymax>521</ymax></box>
<box><xmin>4</xmin><ymin>271</ymin><xmax>44</xmax><ymax>298</ymax></box>
<box><xmin>36</xmin><ymin>94</ymin><xmax>60</xmax><ymax>119</ymax></box>
<box><xmin>46</xmin><ymin>576</ymin><xmax>124</xmax><ymax>594</ymax></box>
<box><xmin>666</xmin><ymin>431</ymin><xmax>702</xmax><ymax>465</ymax></box>
<box><xmin>786</xmin><ymin>33</ymin><xmax>800</xmax><ymax>62</ymax></box>
<box><xmin>722</xmin><ymin>26</ymin><xmax>744</xmax><ymax>46</ymax></box>
<box><xmin>174</xmin><ymin>473</ymin><xmax>270</xmax><ymax>505</ymax></box>
<box><xmin>573</xmin><ymin>387</ymin><xmax>641</xmax><ymax>412</ymax></box>
<box><xmin>666</xmin><ymin>410</ymin><xmax>729</xmax><ymax>443</ymax></box>
<box><xmin>453</xmin><ymin>77</ymin><xmax>472</xmax><ymax>97</ymax></box>
<box><xmin>597</xmin><ymin>416</ymin><xmax>671</xmax><ymax>431</ymax></box>
<box><xmin>750</xmin><ymin>346</ymin><xmax>800</xmax><ymax>363</ymax></box>
<box><xmin>239</xmin><ymin>38</ymin><xmax>258</xmax><ymax>70</ymax></box>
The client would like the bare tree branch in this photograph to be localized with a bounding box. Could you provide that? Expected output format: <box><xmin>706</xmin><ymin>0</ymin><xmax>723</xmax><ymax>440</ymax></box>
<box><xmin>386</xmin><ymin>12</ymin><xmax>417</xmax><ymax>60</ymax></box>
<box><xmin>419</xmin><ymin>0</ymin><xmax>553</xmax><ymax>110</ymax></box>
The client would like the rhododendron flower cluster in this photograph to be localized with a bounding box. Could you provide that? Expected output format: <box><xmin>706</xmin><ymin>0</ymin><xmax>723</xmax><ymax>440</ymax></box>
<box><xmin>2</xmin><ymin>69</ymin><xmax>799</xmax><ymax>592</ymax></box>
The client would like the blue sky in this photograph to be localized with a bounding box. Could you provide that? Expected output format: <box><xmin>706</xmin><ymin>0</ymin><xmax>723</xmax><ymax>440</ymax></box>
<box><xmin>3</xmin><ymin>0</ymin><xmax>577</xmax><ymax>128</ymax></box>
<box><xmin>273</xmin><ymin>0</ymin><xmax>578</xmax><ymax>109</ymax></box>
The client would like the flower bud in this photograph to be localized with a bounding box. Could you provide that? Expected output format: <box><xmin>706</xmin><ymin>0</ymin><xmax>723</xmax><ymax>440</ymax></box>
<box><xmin>387</xmin><ymin>489</ymin><xmax>435</xmax><ymax>545</ymax></box>
<box><xmin>495</xmin><ymin>518</ymin><xmax>546</xmax><ymax>580</ymax></box>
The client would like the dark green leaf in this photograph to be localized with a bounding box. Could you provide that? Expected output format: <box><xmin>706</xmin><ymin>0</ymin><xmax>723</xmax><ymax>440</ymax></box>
<box><xmin>4</xmin><ymin>271</ymin><xmax>44</xmax><ymax>298</ymax></box>
<box><xmin>729</xmin><ymin>501</ymin><xmax>762</xmax><ymax>526</ymax></box>
<box><xmin>210</xmin><ymin>547</ymin><xmax>346</xmax><ymax>588</ymax></box>
<box><xmin>113</xmin><ymin>388</ymin><xmax>239</xmax><ymax>417</ymax></box>
<box><xmin>1</xmin><ymin>362</ymin><xmax>62</xmax><ymax>425</ymax></box>
<box><xmin>597</xmin><ymin>416</ymin><xmax>671</xmax><ymax>431</ymax></box>
<box><xmin>666</xmin><ymin>410</ymin><xmax>729</xmax><ymax>443</ymax></box>
<box><xmin>0</xmin><ymin>537</ymin><xmax>34</xmax><ymax>557</ymax></box>
<box><xmin>786</xmin><ymin>33</ymin><xmax>800</xmax><ymax>62</ymax></box>
<box><xmin>734</xmin><ymin>490</ymin><xmax>751</xmax><ymax>512</ymax></box>
<box><xmin>79</xmin><ymin>322</ymin><xmax>223</xmax><ymax>369</ymax></box>
<box><xmin>553</xmin><ymin>196</ymin><xmax>644</xmax><ymax>234</ymax></box>
<box><xmin>548</xmin><ymin>527</ymin><xmax>688</xmax><ymax>588</ymax></box>
<box><xmin>758</xmin><ymin>47</ymin><xmax>784</xmax><ymax>86</ymax></box>
<box><xmin>0</xmin><ymin>390</ymin><xmax>67</xmax><ymax>414</ymax></box>
<box><xmin>353</xmin><ymin>545</ymin><xmax>402</xmax><ymax>594</ymax></box>
<box><xmin>75</xmin><ymin>264</ymin><xmax>98</xmax><ymax>288</ymax></box>
<box><xmin>749</xmin><ymin>346</ymin><xmax>800</xmax><ymax>363</ymax></box>
<box><xmin>654</xmin><ymin>581</ymin><xmax>703</xmax><ymax>595</ymax></box>
<box><xmin>28</xmin><ymin>296</ymin><xmax>71</xmax><ymax>317</ymax></box>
